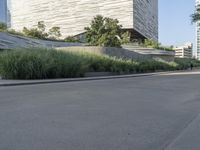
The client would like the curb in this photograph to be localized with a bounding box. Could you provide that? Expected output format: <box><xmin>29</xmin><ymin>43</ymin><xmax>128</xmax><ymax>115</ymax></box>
<box><xmin>0</xmin><ymin>70</ymin><xmax>199</xmax><ymax>87</ymax></box>
<box><xmin>0</xmin><ymin>72</ymin><xmax>164</xmax><ymax>87</ymax></box>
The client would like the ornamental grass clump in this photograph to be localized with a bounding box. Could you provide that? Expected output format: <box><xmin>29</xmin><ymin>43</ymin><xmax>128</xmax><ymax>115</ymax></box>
<box><xmin>0</xmin><ymin>48</ymin><xmax>87</xmax><ymax>79</ymax></box>
<box><xmin>0</xmin><ymin>48</ymin><xmax>199</xmax><ymax>80</ymax></box>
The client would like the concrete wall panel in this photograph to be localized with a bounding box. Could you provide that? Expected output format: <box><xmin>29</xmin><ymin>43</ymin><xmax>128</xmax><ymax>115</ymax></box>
<box><xmin>10</xmin><ymin>0</ymin><xmax>158</xmax><ymax>40</ymax></box>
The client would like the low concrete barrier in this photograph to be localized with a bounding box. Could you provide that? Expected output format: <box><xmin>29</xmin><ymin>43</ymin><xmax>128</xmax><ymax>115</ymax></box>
<box><xmin>58</xmin><ymin>46</ymin><xmax>175</xmax><ymax>62</ymax></box>
<box><xmin>0</xmin><ymin>32</ymin><xmax>83</xmax><ymax>49</ymax></box>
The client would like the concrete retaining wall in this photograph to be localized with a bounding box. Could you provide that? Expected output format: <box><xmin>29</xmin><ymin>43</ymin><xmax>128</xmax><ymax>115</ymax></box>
<box><xmin>58</xmin><ymin>46</ymin><xmax>175</xmax><ymax>62</ymax></box>
<box><xmin>0</xmin><ymin>32</ymin><xmax>83</xmax><ymax>49</ymax></box>
<box><xmin>0</xmin><ymin>32</ymin><xmax>175</xmax><ymax>62</ymax></box>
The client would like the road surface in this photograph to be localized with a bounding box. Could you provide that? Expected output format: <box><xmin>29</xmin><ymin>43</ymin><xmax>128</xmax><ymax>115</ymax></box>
<box><xmin>0</xmin><ymin>71</ymin><xmax>200</xmax><ymax>150</ymax></box>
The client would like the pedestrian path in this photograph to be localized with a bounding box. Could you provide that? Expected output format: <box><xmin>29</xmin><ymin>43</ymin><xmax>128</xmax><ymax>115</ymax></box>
<box><xmin>1</xmin><ymin>69</ymin><xmax>200</xmax><ymax>87</ymax></box>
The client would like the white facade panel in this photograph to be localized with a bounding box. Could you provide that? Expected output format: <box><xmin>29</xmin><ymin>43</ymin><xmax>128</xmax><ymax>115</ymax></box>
<box><xmin>10</xmin><ymin>0</ymin><xmax>158</xmax><ymax>41</ymax></box>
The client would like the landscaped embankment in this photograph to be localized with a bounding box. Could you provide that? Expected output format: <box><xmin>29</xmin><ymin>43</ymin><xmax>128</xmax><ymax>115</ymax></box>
<box><xmin>0</xmin><ymin>32</ymin><xmax>82</xmax><ymax>49</ymax></box>
<box><xmin>0</xmin><ymin>48</ymin><xmax>199</xmax><ymax>79</ymax></box>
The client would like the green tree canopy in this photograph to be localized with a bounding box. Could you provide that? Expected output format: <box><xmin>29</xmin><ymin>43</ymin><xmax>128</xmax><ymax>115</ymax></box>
<box><xmin>48</xmin><ymin>27</ymin><xmax>62</xmax><ymax>39</ymax></box>
<box><xmin>0</xmin><ymin>22</ymin><xmax>7</xmax><ymax>32</ymax></box>
<box><xmin>37</xmin><ymin>21</ymin><xmax>46</xmax><ymax>32</ymax></box>
<box><xmin>85</xmin><ymin>15</ymin><xmax>129</xmax><ymax>47</ymax></box>
<box><xmin>191</xmin><ymin>5</ymin><xmax>200</xmax><ymax>23</ymax></box>
<box><xmin>22</xmin><ymin>21</ymin><xmax>48</xmax><ymax>39</ymax></box>
<box><xmin>64</xmin><ymin>36</ymin><xmax>80</xmax><ymax>42</ymax></box>
<box><xmin>22</xmin><ymin>21</ymin><xmax>62</xmax><ymax>40</ymax></box>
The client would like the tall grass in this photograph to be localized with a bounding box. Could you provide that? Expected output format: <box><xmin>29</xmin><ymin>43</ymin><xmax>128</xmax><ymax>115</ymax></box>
<box><xmin>0</xmin><ymin>48</ymin><xmax>198</xmax><ymax>79</ymax></box>
<box><xmin>0</xmin><ymin>49</ymin><xmax>87</xmax><ymax>79</ymax></box>
<box><xmin>174</xmin><ymin>58</ymin><xmax>200</xmax><ymax>70</ymax></box>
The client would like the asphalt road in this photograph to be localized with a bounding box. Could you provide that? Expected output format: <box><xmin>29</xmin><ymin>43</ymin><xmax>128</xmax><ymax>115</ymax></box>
<box><xmin>1</xmin><ymin>72</ymin><xmax>200</xmax><ymax>150</ymax></box>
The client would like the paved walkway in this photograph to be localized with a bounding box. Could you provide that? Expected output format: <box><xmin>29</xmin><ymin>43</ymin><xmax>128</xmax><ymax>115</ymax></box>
<box><xmin>0</xmin><ymin>69</ymin><xmax>199</xmax><ymax>86</ymax></box>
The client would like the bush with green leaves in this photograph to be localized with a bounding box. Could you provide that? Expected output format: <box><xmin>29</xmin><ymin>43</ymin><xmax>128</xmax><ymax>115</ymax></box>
<box><xmin>0</xmin><ymin>22</ymin><xmax>7</xmax><ymax>32</ymax></box>
<box><xmin>23</xmin><ymin>27</ymin><xmax>47</xmax><ymax>39</ymax></box>
<box><xmin>174</xmin><ymin>58</ymin><xmax>200</xmax><ymax>70</ymax></box>
<box><xmin>7</xmin><ymin>29</ymin><xmax>25</xmax><ymax>36</ymax></box>
<box><xmin>22</xmin><ymin>21</ymin><xmax>62</xmax><ymax>40</ymax></box>
<box><xmin>85</xmin><ymin>15</ymin><xmax>129</xmax><ymax>47</ymax></box>
<box><xmin>0</xmin><ymin>49</ymin><xmax>139</xmax><ymax>79</ymax></box>
<box><xmin>144</xmin><ymin>39</ymin><xmax>174</xmax><ymax>51</ymax></box>
<box><xmin>22</xmin><ymin>21</ymin><xmax>48</xmax><ymax>39</ymax></box>
<box><xmin>144</xmin><ymin>39</ymin><xmax>160</xmax><ymax>48</ymax></box>
<box><xmin>48</xmin><ymin>27</ymin><xmax>62</xmax><ymax>40</ymax></box>
<box><xmin>64</xmin><ymin>36</ymin><xmax>80</xmax><ymax>42</ymax></box>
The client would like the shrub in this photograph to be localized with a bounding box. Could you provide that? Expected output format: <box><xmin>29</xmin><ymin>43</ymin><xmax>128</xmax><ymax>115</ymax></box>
<box><xmin>144</xmin><ymin>39</ymin><xmax>174</xmax><ymax>51</ymax></box>
<box><xmin>1</xmin><ymin>21</ymin><xmax>63</xmax><ymax>41</ymax></box>
<box><xmin>1</xmin><ymin>48</ymin><xmax>199</xmax><ymax>80</ymax></box>
<box><xmin>7</xmin><ymin>29</ymin><xmax>25</xmax><ymax>36</ymax></box>
<box><xmin>85</xmin><ymin>15</ymin><xmax>129</xmax><ymax>47</ymax></box>
<box><xmin>22</xmin><ymin>21</ymin><xmax>49</xmax><ymax>39</ymax></box>
<box><xmin>48</xmin><ymin>27</ymin><xmax>62</xmax><ymax>39</ymax></box>
<box><xmin>22</xmin><ymin>21</ymin><xmax>62</xmax><ymax>40</ymax></box>
<box><xmin>0</xmin><ymin>49</ymin><xmax>87</xmax><ymax>79</ymax></box>
<box><xmin>0</xmin><ymin>22</ymin><xmax>7</xmax><ymax>31</ymax></box>
<box><xmin>23</xmin><ymin>27</ymin><xmax>48</xmax><ymax>39</ymax></box>
<box><xmin>191</xmin><ymin>58</ymin><xmax>200</xmax><ymax>67</ymax></box>
<box><xmin>174</xmin><ymin>58</ymin><xmax>200</xmax><ymax>70</ymax></box>
<box><xmin>137</xmin><ymin>60</ymin><xmax>176</xmax><ymax>72</ymax></box>
<box><xmin>144</xmin><ymin>39</ymin><xmax>160</xmax><ymax>48</ymax></box>
<box><xmin>64</xmin><ymin>36</ymin><xmax>80</xmax><ymax>42</ymax></box>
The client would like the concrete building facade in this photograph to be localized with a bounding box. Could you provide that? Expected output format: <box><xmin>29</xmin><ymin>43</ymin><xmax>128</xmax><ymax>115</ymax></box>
<box><xmin>10</xmin><ymin>0</ymin><xmax>158</xmax><ymax>41</ymax></box>
<box><xmin>196</xmin><ymin>0</ymin><xmax>200</xmax><ymax>59</ymax></box>
<box><xmin>0</xmin><ymin>0</ymin><xmax>8</xmax><ymax>24</ymax></box>
<box><xmin>175</xmin><ymin>43</ymin><xmax>193</xmax><ymax>58</ymax></box>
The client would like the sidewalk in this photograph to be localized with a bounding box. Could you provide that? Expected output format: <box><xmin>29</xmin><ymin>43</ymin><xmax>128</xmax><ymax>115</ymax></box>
<box><xmin>0</xmin><ymin>69</ymin><xmax>200</xmax><ymax>87</ymax></box>
<box><xmin>0</xmin><ymin>72</ymin><xmax>161</xmax><ymax>86</ymax></box>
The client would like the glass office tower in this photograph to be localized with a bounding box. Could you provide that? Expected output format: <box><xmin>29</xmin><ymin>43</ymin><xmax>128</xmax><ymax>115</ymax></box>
<box><xmin>0</xmin><ymin>0</ymin><xmax>7</xmax><ymax>24</ymax></box>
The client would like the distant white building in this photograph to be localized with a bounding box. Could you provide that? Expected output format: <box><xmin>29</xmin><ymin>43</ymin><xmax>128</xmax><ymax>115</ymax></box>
<box><xmin>174</xmin><ymin>43</ymin><xmax>193</xmax><ymax>58</ymax></box>
<box><xmin>196</xmin><ymin>0</ymin><xmax>200</xmax><ymax>59</ymax></box>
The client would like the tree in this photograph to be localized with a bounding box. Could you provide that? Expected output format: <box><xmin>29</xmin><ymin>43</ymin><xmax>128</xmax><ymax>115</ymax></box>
<box><xmin>22</xmin><ymin>21</ymin><xmax>48</xmax><ymax>39</ymax></box>
<box><xmin>84</xmin><ymin>15</ymin><xmax>129</xmax><ymax>47</ymax></box>
<box><xmin>170</xmin><ymin>45</ymin><xmax>174</xmax><ymax>49</ymax></box>
<box><xmin>23</xmin><ymin>27</ymin><xmax>48</xmax><ymax>39</ymax></box>
<box><xmin>37</xmin><ymin>21</ymin><xmax>46</xmax><ymax>32</ymax></box>
<box><xmin>48</xmin><ymin>27</ymin><xmax>62</xmax><ymax>39</ymax></box>
<box><xmin>22</xmin><ymin>21</ymin><xmax>63</xmax><ymax>40</ymax></box>
<box><xmin>0</xmin><ymin>22</ymin><xmax>7</xmax><ymax>31</ymax></box>
<box><xmin>191</xmin><ymin>5</ymin><xmax>200</xmax><ymax>23</ymax></box>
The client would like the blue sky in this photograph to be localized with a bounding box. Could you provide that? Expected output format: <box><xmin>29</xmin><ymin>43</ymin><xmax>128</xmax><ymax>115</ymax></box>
<box><xmin>0</xmin><ymin>0</ymin><xmax>7</xmax><ymax>22</ymax></box>
<box><xmin>159</xmin><ymin>0</ymin><xmax>195</xmax><ymax>46</ymax></box>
